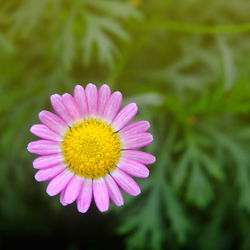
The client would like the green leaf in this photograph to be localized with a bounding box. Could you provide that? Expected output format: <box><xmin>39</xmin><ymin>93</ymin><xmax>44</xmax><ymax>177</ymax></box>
<box><xmin>84</xmin><ymin>0</ymin><xmax>142</xmax><ymax>20</ymax></box>
<box><xmin>163</xmin><ymin>183</ymin><xmax>190</xmax><ymax>243</ymax></box>
<box><xmin>197</xmin><ymin>149</ymin><xmax>225</xmax><ymax>182</ymax></box>
<box><xmin>172</xmin><ymin>151</ymin><xmax>190</xmax><ymax>192</ymax></box>
<box><xmin>10</xmin><ymin>0</ymin><xmax>49</xmax><ymax>35</ymax></box>
<box><xmin>82</xmin><ymin>13</ymin><xmax>130</xmax><ymax>66</ymax></box>
<box><xmin>186</xmin><ymin>163</ymin><xmax>214</xmax><ymax>208</ymax></box>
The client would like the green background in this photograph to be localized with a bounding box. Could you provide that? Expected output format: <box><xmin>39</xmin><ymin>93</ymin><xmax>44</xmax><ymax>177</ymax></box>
<box><xmin>1</xmin><ymin>0</ymin><xmax>250</xmax><ymax>249</ymax></box>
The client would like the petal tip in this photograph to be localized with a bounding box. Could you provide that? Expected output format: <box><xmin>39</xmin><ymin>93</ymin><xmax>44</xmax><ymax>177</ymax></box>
<box><xmin>46</xmin><ymin>188</ymin><xmax>54</xmax><ymax>197</ymax></box>
<box><xmin>38</xmin><ymin>110</ymin><xmax>45</xmax><ymax>119</ymax></box>
<box><xmin>60</xmin><ymin>198</ymin><xmax>68</xmax><ymax>207</ymax></box>
<box><xmin>114</xmin><ymin>91</ymin><xmax>122</xmax><ymax>98</ymax></box>
<box><xmin>61</xmin><ymin>203</ymin><xmax>68</xmax><ymax>207</ymax></box>
<box><xmin>131</xmin><ymin>102</ymin><xmax>138</xmax><ymax>109</ymax></box>
<box><xmin>30</xmin><ymin>125</ymin><xmax>35</xmax><ymax>133</ymax></box>
<box><xmin>100</xmin><ymin>83</ymin><xmax>109</xmax><ymax>88</ymax></box>
<box><xmin>50</xmin><ymin>94</ymin><xmax>58</xmax><ymax>103</ymax></box>
<box><xmin>133</xmin><ymin>188</ymin><xmax>141</xmax><ymax>196</ymax></box>
<box><xmin>148</xmin><ymin>133</ymin><xmax>154</xmax><ymax>143</ymax></box>
<box><xmin>144</xmin><ymin>169</ymin><xmax>150</xmax><ymax>178</ymax></box>
<box><xmin>32</xmin><ymin>160</ymin><xmax>38</xmax><ymax>169</ymax></box>
<box><xmin>62</xmin><ymin>93</ymin><xmax>69</xmax><ymax>98</ymax></box>
<box><xmin>34</xmin><ymin>172</ymin><xmax>41</xmax><ymax>182</ymax></box>
<box><xmin>86</xmin><ymin>83</ymin><xmax>96</xmax><ymax>88</ymax></box>
<box><xmin>50</xmin><ymin>93</ymin><xmax>60</xmax><ymax>98</ymax></box>
<box><xmin>77</xmin><ymin>208</ymin><xmax>88</xmax><ymax>214</ymax></box>
<box><xmin>116</xmin><ymin>200</ymin><xmax>124</xmax><ymax>207</ymax></box>
<box><xmin>145</xmin><ymin>121</ymin><xmax>151</xmax><ymax>129</ymax></box>
<box><xmin>77</xmin><ymin>202</ymin><xmax>91</xmax><ymax>213</ymax></box>
<box><xmin>27</xmin><ymin>142</ymin><xmax>33</xmax><ymax>153</ymax></box>
<box><xmin>151</xmin><ymin>155</ymin><xmax>156</xmax><ymax>164</ymax></box>
<box><xmin>98</xmin><ymin>206</ymin><xmax>109</xmax><ymax>213</ymax></box>
<box><xmin>75</xmin><ymin>84</ymin><xmax>83</xmax><ymax>89</ymax></box>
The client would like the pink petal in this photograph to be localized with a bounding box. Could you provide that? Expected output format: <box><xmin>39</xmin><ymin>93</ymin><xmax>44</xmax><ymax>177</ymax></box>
<box><xmin>122</xmin><ymin>150</ymin><xmax>156</xmax><ymax>165</ymax></box>
<box><xmin>121</xmin><ymin>133</ymin><xmax>153</xmax><ymax>149</ymax></box>
<box><xmin>33</xmin><ymin>154</ymin><xmax>63</xmax><ymax>169</ymax></box>
<box><xmin>34</xmin><ymin>164</ymin><xmax>66</xmax><ymax>182</ymax></box>
<box><xmin>60</xmin><ymin>189</ymin><xmax>68</xmax><ymax>206</ymax></box>
<box><xmin>111</xmin><ymin>168</ymin><xmax>141</xmax><ymax>196</ymax></box>
<box><xmin>73</xmin><ymin>85</ymin><xmax>88</xmax><ymax>117</ymax></box>
<box><xmin>50</xmin><ymin>94</ymin><xmax>74</xmax><ymax>125</ymax></box>
<box><xmin>63</xmin><ymin>176</ymin><xmax>84</xmax><ymax>204</ymax></box>
<box><xmin>39</xmin><ymin>110</ymin><xmax>68</xmax><ymax>136</ymax></box>
<box><xmin>98</xmin><ymin>84</ymin><xmax>111</xmax><ymax>116</ymax></box>
<box><xmin>117</xmin><ymin>158</ymin><xmax>149</xmax><ymax>178</ymax></box>
<box><xmin>46</xmin><ymin>169</ymin><xmax>74</xmax><ymax>196</ymax></box>
<box><xmin>77</xmin><ymin>178</ymin><xmax>92</xmax><ymax>213</ymax></box>
<box><xmin>119</xmin><ymin>121</ymin><xmax>150</xmax><ymax>138</ymax></box>
<box><xmin>27</xmin><ymin>140</ymin><xmax>61</xmax><ymax>155</ymax></box>
<box><xmin>93</xmin><ymin>178</ymin><xmax>109</xmax><ymax>212</ymax></box>
<box><xmin>102</xmin><ymin>91</ymin><xmax>122</xmax><ymax>124</ymax></box>
<box><xmin>30</xmin><ymin>124</ymin><xmax>62</xmax><ymax>141</ymax></box>
<box><xmin>62</xmin><ymin>93</ymin><xmax>82</xmax><ymax>121</ymax></box>
<box><xmin>85</xmin><ymin>83</ymin><xmax>98</xmax><ymax>116</ymax></box>
<box><xmin>104</xmin><ymin>174</ymin><xmax>124</xmax><ymax>207</ymax></box>
<box><xmin>112</xmin><ymin>103</ymin><xmax>138</xmax><ymax>131</ymax></box>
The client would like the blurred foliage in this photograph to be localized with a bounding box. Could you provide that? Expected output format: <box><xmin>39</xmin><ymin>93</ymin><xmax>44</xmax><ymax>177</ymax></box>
<box><xmin>1</xmin><ymin>0</ymin><xmax>250</xmax><ymax>249</ymax></box>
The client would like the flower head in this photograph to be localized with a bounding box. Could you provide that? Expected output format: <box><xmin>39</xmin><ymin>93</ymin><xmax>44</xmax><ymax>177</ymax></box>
<box><xmin>28</xmin><ymin>83</ymin><xmax>155</xmax><ymax>213</ymax></box>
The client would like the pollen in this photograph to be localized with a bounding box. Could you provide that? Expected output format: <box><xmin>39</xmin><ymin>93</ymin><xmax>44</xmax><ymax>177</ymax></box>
<box><xmin>61</xmin><ymin>118</ymin><xmax>121</xmax><ymax>179</ymax></box>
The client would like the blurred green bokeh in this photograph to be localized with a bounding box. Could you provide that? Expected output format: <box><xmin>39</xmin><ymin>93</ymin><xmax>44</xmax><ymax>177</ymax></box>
<box><xmin>1</xmin><ymin>0</ymin><xmax>250</xmax><ymax>249</ymax></box>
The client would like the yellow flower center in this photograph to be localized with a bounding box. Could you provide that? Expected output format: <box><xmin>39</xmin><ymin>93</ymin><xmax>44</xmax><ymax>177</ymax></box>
<box><xmin>61</xmin><ymin>118</ymin><xmax>121</xmax><ymax>179</ymax></box>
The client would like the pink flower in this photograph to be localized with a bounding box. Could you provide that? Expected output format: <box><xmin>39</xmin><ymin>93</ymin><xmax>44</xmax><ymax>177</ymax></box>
<box><xmin>27</xmin><ymin>83</ymin><xmax>155</xmax><ymax>213</ymax></box>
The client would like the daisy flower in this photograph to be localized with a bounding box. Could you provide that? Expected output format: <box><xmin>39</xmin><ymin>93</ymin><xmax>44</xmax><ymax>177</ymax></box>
<box><xmin>27</xmin><ymin>83</ymin><xmax>155</xmax><ymax>213</ymax></box>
